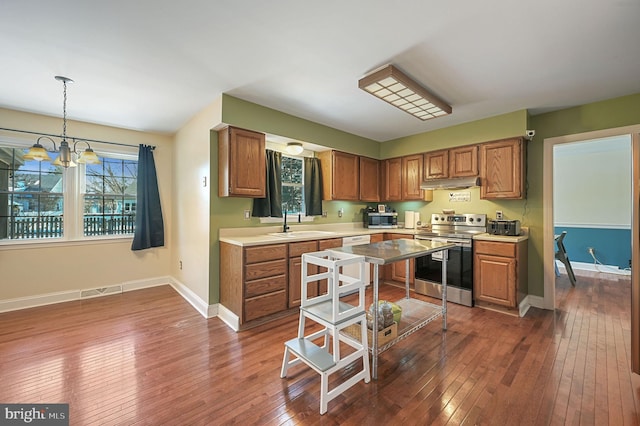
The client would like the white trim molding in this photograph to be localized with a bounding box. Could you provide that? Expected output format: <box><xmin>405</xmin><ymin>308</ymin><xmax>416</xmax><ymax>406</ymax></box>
<box><xmin>168</xmin><ymin>277</ymin><xmax>212</xmax><ymax>318</ymax></box>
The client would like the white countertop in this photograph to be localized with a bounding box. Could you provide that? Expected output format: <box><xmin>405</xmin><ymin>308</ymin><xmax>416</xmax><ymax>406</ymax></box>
<box><xmin>219</xmin><ymin>224</ymin><xmax>529</xmax><ymax>246</ymax></box>
<box><xmin>219</xmin><ymin>223</ymin><xmax>418</xmax><ymax>246</ymax></box>
<box><xmin>473</xmin><ymin>227</ymin><xmax>529</xmax><ymax>243</ymax></box>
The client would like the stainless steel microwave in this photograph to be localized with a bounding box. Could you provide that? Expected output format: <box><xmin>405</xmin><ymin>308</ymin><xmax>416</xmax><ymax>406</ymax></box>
<box><xmin>364</xmin><ymin>212</ymin><xmax>398</xmax><ymax>229</ymax></box>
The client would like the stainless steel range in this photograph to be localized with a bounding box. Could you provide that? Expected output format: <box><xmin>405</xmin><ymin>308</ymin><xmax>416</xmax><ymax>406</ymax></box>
<box><xmin>414</xmin><ymin>213</ymin><xmax>487</xmax><ymax>307</ymax></box>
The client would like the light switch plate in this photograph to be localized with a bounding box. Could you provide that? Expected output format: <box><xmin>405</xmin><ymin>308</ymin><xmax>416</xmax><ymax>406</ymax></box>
<box><xmin>496</xmin><ymin>211</ymin><xmax>503</xmax><ymax>220</ymax></box>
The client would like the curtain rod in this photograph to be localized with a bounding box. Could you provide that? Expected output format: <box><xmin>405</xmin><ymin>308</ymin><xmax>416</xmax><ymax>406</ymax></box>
<box><xmin>0</xmin><ymin>127</ymin><xmax>156</xmax><ymax>150</ymax></box>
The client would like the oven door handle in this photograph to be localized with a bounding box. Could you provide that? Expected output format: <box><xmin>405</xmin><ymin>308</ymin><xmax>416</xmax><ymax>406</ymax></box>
<box><xmin>431</xmin><ymin>238</ymin><xmax>449</xmax><ymax>261</ymax></box>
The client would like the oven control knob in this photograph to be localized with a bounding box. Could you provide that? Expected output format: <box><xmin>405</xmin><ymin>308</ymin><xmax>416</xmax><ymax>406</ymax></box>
<box><xmin>469</xmin><ymin>218</ymin><xmax>474</xmax><ymax>222</ymax></box>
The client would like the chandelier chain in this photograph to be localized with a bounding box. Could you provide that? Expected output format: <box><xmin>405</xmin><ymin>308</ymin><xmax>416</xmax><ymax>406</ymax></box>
<box><xmin>62</xmin><ymin>80</ymin><xmax>68</xmax><ymax>139</ymax></box>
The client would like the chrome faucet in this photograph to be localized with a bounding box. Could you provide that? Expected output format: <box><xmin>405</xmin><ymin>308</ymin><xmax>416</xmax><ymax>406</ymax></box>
<box><xmin>283</xmin><ymin>211</ymin><xmax>289</xmax><ymax>233</ymax></box>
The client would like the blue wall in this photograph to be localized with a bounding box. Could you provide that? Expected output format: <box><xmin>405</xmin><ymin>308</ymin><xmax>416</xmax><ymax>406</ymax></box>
<box><xmin>554</xmin><ymin>226</ymin><xmax>631</xmax><ymax>269</ymax></box>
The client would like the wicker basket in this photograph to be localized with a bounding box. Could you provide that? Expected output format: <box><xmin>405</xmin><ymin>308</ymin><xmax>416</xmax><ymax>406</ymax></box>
<box><xmin>343</xmin><ymin>322</ymin><xmax>398</xmax><ymax>347</ymax></box>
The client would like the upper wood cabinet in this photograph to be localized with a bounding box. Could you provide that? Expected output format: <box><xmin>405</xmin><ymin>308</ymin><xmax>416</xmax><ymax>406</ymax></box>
<box><xmin>359</xmin><ymin>156</ymin><xmax>380</xmax><ymax>202</ymax></box>
<box><xmin>424</xmin><ymin>145</ymin><xmax>478</xmax><ymax>179</ymax></box>
<box><xmin>424</xmin><ymin>150</ymin><xmax>449</xmax><ymax>179</ymax></box>
<box><xmin>449</xmin><ymin>145</ymin><xmax>478</xmax><ymax>177</ymax></box>
<box><xmin>318</xmin><ymin>150</ymin><xmax>359</xmax><ymax>201</ymax></box>
<box><xmin>381</xmin><ymin>157</ymin><xmax>402</xmax><ymax>201</ymax></box>
<box><xmin>402</xmin><ymin>154</ymin><xmax>424</xmax><ymax>200</ymax></box>
<box><xmin>218</xmin><ymin>126</ymin><xmax>266</xmax><ymax>198</ymax></box>
<box><xmin>480</xmin><ymin>137</ymin><xmax>525</xmax><ymax>199</ymax></box>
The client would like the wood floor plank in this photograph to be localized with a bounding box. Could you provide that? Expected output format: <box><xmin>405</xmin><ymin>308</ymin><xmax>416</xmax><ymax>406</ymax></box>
<box><xmin>1</xmin><ymin>276</ymin><xmax>639</xmax><ymax>424</ymax></box>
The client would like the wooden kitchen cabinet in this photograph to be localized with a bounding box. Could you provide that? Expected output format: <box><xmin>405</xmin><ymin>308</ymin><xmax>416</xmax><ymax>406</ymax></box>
<box><xmin>381</xmin><ymin>157</ymin><xmax>403</xmax><ymax>201</ymax></box>
<box><xmin>359</xmin><ymin>156</ymin><xmax>380</xmax><ymax>202</ymax></box>
<box><xmin>288</xmin><ymin>241</ymin><xmax>318</xmax><ymax>308</ymax></box>
<box><xmin>424</xmin><ymin>149</ymin><xmax>449</xmax><ymax>179</ymax></box>
<box><xmin>480</xmin><ymin>137</ymin><xmax>525</xmax><ymax>199</ymax></box>
<box><xmin>384</xmin><ymin>233</ymin><xmax>415</xmax><ymax>285</ymax></box>
<box><xmin>317</xmin><ymin>238</ymin><xmax>343</xmax><ymax>293</ymax></box>
<box><xmin>449</xmin><ymin>145</ymin><xmax>478</xmax><ymax>177</ymax></box>
<box><xmin>318</xmin><ymin>150</ymin><xmax>359</xmax><ymax>200</ymax></box>
<box><xmin>381</xmin><ymin>156</ymin><xmax>431</xmax><ymax>202</ymax></box>
<box><xmin>218</xmin><ymin>126</ymin><xmax>266</xmax><ymax>198</ymax></box>
<box><xmin>402</xmin><ymin>154</ymin><xmax>424</xmax><ymax>200</ymax></box>
<box><xmin>220</xmin><ymin>242</ymin><xmax>288</xmax><ymax>325</ymax></box>
<box><xmin>473</xmin><ymin>240</ymin><xmax>528</xmax><ymax>311</ymax></box>
<box><xmin>424</xmin><ymin>145</ymin><xmax>478</xmax><ymax>179</ymax></box>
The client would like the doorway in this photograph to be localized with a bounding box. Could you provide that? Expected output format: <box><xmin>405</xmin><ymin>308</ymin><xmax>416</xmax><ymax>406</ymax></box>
<box><xmin>543</xmin><ymin>125</ymin><xmax>640</xmax><ymax>372</ymax></box>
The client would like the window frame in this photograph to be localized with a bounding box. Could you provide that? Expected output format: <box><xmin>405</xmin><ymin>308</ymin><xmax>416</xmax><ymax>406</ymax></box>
<box><xmin>0</xmin><ymin>137</ymin><xmax>138</xmax><ymax>246</ymax></box>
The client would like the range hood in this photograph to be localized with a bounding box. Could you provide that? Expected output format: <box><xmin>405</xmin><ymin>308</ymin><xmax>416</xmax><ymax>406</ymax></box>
<box><xmin>420</xmin><ymin>176</ymin><xmax>481</xmax><ymax>190</ymax></box>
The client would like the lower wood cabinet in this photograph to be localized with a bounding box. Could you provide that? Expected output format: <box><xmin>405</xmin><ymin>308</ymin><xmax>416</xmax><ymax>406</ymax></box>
<box><xmin>220</xmin><ymin>242</ymin><xmax>288</xmax><ymax>325</ymax></box>
<box><xmin>384</xmin><ymin>233</ymin><xmax>415</xmax><ymax>285</ymax></box>
<box><xmin>473</xmin><ymin>240</ymin><xmax>528</xmax><ymax>310</ymax></box>
<box><xmin>288</xmin><ymin>241</ymin><xmax>318</xmax><ymax>308</ymax></box>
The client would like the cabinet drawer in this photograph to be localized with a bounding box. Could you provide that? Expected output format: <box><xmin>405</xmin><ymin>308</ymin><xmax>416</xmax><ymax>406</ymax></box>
<box><xmin>245</xmin><ymin>244</ymin><xmax>287</xmax><ymax>264</ymax></box>
<box><xmin>245</xmin><ymin>259</ymin><xmax>287</xmax><ymax>280</ymax></box>
<box><xmin>318</xmin><ymin>238</ymin><xmax>343</xmax><ymax>250</ymax></box>
<box><xmin>289</xmin><ymin>241</ymin><xmax>318</xmax><ymax>257</ymax></box>
<box><xmin>245</xmin><ymin>275</ymin><xmax>286</xmax><ymax>298</ymax></box>
<box><xmin>474</xmin><ymin>240</ymin><xmax>515</xmax><ymax>257</ymax></box>
<box><xmin>244</xmin><ymin>290</ymin><xmax>287</xmax><ymax>322</ymax></box>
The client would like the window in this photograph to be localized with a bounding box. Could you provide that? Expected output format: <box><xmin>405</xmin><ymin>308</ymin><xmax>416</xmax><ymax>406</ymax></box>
<box><xmin>0</xmin><ymin>143</ymin><xmax>137</xmax><ymax>242</ymax></box>
<box><xmin>281</xmin><ymin>155</ymin><xmax>304</xmax><ymax>214</ymax></box>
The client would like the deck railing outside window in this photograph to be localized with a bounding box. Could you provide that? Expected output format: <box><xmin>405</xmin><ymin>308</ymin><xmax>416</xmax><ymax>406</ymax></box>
<box><xmin>7</xmin><ymin>215</ymin><xmax>135</xmax><ymax>239</ymax></box>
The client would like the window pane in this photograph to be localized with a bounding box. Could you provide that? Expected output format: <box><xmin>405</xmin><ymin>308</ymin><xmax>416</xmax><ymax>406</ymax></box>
<box><xmin>282</xmin><ymin>185</ymin><xmax>303</xmax><ymax>213</ymax></box>
<box><xmin>0</xmin><ymin>147</ymin><xmax>64</xmax><ymax>240</ymax></box>
<box><xmin>82</xmin><ymin>157</ymin><xmax>137</xmax><ymax>236</ymax></box>
<box><xmin>281</xmin><ymin>156</ymin><xmax>303</xmax><ymax>184</ymax></box>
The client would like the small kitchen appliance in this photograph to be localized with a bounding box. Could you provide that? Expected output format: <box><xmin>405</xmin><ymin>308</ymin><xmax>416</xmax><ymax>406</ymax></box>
<box><xmin>364</xmin><ymin>207</ymin><xmax>398</xmax><ymax>229</ymax></box>
<box><xmin>488</xmin><ymin>219</ymin><xmax>521</xmax><ymax>236</ymax></box>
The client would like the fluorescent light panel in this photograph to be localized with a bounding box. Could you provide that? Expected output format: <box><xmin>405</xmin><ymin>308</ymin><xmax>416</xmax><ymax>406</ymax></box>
<box><xmin>358</xmin><ymin>64</ymin><xmax>452</xmax><ymax>121</ymax></box>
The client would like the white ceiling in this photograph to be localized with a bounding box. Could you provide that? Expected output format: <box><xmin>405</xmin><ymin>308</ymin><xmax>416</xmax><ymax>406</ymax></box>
<box><xmin>1</xmin><ymin>0</ymin><xmax>639</xmax><ymax>142</ymax></box>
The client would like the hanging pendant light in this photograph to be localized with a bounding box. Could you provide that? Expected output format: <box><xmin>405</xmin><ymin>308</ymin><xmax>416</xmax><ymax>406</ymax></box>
<box><xmin>24</xmin><ymin>76</ymin><xmax>101</xmax><ymax>168</ymax></box>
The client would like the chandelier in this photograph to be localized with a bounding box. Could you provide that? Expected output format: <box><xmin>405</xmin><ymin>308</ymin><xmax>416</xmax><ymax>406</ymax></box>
<box><xmin>24</xmin><ymin>76</ymin><xmax>101</xmax><ymax>168</ymax></box>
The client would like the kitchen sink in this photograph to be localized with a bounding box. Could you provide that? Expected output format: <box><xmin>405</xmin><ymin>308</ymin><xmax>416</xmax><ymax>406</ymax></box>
<box><xmin>268</xmin><ymin>230</ymin><xmax>338</xmax><ymax>238</ymax></box>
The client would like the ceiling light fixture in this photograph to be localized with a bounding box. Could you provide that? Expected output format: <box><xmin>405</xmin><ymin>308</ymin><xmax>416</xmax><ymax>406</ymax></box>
<box><xmin>24</xmin><ymin>76</ymin><xmax>101</xmax><ymax>168</ymax></box>
<box><xmin>285</xmin><ymin>142</ymin><xmax>304</xmax><ymax>155</ymax></box>
<box><xmin>358</xmin><ymin>64</ymin><xmax>452</xmax><ymax>121</ymax></box>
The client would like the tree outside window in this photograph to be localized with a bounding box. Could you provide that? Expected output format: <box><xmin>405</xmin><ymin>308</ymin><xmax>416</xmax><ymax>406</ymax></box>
<box><xmin>281</xmin><ymin>155</ymin><xmax>304</xmax><ymax>215</ymax></box>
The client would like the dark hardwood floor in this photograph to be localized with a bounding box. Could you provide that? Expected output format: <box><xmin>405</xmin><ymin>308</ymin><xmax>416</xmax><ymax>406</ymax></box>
<box><xmin>1</xmin><ymin>273</ymin><xmax>639</xmax><ymax>425</ymax></box>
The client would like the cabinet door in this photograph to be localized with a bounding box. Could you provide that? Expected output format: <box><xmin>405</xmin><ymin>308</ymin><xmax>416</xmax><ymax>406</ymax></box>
<box><xmin>385</xmin><ymin>234</ymin><xmax>415</xmax><ymax>284</ymax></box>
<box><xmin>288</xmin><ymin>241</ymin><xmax>318</xmax><ymax>308</ymax></box>
<box><xmin>474</xmin><ymin>254</ymin><xmax>516</xmax><ymax>307</ymax></box>
<box><xmin>382</xmin><ymin>158</ymin><xmax>402</xmax><ymax>201</ymax></box>
<box><xmin>402</xmin><ymin>154</ymin><xmax>424</xmax><ymax>200</ymax></box>
<box><xmin>424</xmin><ymin>150</ymin><xmax>449</xmax><ymax>179</ymax></box>
<box><xmin>332</xmin><ymin>151</ymin><xmax>360</xmax><ymax>200</ymax></box>
<box><xmin>359</xmin><ymin>156</ymin><xmax>380</xmax><ymax>202</ymax></box>
<box><xmin>218</xmin><ymin>126</ymin><xmax>266</xmax><ymax>198</ymax></box>
<box><xmin>480</xmin><ymin>138</ymin><xmax>524</xmax><ymax>199</ymax></box>
<box><xmin>449</xmin><ymin>145</ymin><xmax>478</xmax><ymax>177</ymax></box>
<box><xmin>317</xmin><ymin>238</ymin><xmax>343</xmax><ymax>294</ymax></box>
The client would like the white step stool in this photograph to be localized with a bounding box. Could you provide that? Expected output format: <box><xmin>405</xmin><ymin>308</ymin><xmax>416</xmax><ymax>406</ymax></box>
<box><xmin>280</xmin><ymin>249</ymin><xmax>371</xmax><ymax>415</ymax></box>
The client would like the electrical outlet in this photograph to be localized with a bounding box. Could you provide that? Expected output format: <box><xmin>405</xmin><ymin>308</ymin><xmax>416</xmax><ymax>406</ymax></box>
<box><xmin>496</xmin><ymin>211</ymin><xmax>503</xmax><ymax>220</ymax></box>
<box><xmin>179</xmin><ymin>260</ymin><xmax>183</xmax><ymax>270</ymax></box>
<box><xmin>338</xmin><ymin>208</ymin><xmax>343</xmax><ymax>218</ymax></box>
<box><xmin>322</xmin><ymin>211</ymin><xmax>327</xmax><ymax>218</ymax></box>
<box><xmin>244</xmin><ymin>209</ymin><xmax>250</xmax><ymax>220</ymax></box>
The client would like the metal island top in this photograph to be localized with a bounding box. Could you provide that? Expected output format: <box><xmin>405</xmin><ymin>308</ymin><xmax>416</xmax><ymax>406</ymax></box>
<box><xmin>332</xmin><ymin>238</ymin><xmax>455</xmax><ymax>379</ymax></box>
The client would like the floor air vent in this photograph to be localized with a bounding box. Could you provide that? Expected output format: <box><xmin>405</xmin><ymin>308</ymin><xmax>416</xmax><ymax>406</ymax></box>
<box><xmin>81</xmin><ymin>285</ymin><xmax>123</xmax><ymax>298</ymax></box>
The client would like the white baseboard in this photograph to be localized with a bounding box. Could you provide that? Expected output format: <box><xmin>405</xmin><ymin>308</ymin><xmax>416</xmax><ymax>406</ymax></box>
<box><xmin>519</xmin><ymin>294</ymin><xmax>546</xmax><ymax>316</ymax></box>
<box><xmin>556</xmin><ymin>260</ymin><xmax>631</xmax><ymax>277</ymax></box>
<box><xmin>168</xmin><ymin>278</ymin><xmax>212</xmax><ymax>318</ymax></box>
<box><xmin>217</xmin><ymin>304</ymin><xmax>240</xmax><ymax>331</ymax></box>
<box><xmin>0</xmin><ymin>277</ymin><xmax>170</xmax><ymax>314</ymax></box>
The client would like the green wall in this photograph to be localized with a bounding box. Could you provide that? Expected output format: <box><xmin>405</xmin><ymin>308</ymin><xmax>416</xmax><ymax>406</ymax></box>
<box><xmin>527</xmin><ymin>92</ymin><xmax>640</xmax><ymax>297</ymax></box>
<box><xmin>211</xmin><ymin>92</ymin><xmax>640</xmax><ymax>304</ymax></box>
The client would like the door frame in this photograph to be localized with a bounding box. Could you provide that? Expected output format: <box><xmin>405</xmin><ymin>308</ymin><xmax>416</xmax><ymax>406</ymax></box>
<box><xmin>543</xmin><ymin>124</ymin><xmax>640</xmax><ymax>373</ymax></box>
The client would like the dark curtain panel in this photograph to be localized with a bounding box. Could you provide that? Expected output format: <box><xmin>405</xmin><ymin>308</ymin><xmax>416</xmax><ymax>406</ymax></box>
<box><xmin>131</xmin><ymin>145</ymin><xmax>165</xmax><ymax>251</ymax></box>
<box><xmin>304</xmin><ymin>157</ymin><xmax>323</xmax><ymax>216</ymax></box>
<box><xmin>252</xmin><ymin>150</ymin><xmax>283</xmax><ymax>217</ymax></box>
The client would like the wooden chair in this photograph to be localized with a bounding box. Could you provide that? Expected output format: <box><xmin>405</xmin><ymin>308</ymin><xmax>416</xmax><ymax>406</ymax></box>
<box><xmin>555</xmin><ymin>231</ymin><xmax>577</xmax><ymax>286</ymax></box>
<box><xmin>280</xmin><ymin>249</ymin><xmax>370</xmax><ymax>415</ymax></box>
